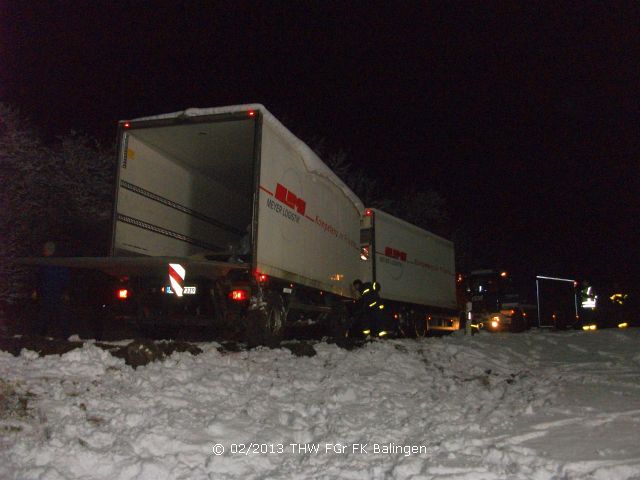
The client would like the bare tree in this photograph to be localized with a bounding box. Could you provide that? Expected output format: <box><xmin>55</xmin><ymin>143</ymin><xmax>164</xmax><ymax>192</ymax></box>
<box><xmin>0</xmin><ymin>104</ymin><xmax>114</xmax><ymax>305</ymax></box>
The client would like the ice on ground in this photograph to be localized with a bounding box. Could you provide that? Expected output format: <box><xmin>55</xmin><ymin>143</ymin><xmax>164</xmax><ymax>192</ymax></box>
<box><xmin>1</xmin><ymin>329</ymin><xmax>639</xmax><ymax>479</ymax></box>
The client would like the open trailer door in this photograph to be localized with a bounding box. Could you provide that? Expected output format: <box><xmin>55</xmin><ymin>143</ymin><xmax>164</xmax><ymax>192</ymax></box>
<box><xmin>536</xmin><ymin>275</ymin><xmax>578</xmax><ymax>329</ymax></box>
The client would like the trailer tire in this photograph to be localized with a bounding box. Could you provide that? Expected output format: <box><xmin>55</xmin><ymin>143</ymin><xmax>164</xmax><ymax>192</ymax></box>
<box><xmin>245</xmin><ymin>294</ymin><xmax>285</xmax><ymax>347</ymax></box>
<box><xmin>414</xmin><ymin>316</ymin><xmax>428</xmax><ymax>338</ymax></box>
<box><xmin>328</xmin><ymin>304</ymin><xmax>349</xmax><ymax>340</ymax></box>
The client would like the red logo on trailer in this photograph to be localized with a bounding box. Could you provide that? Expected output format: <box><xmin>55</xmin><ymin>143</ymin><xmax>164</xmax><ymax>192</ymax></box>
<box><xmin>275</xmin><ymin>183</ymin><xmax>306</xmax><ymax>215</ymax></box>
<box><xmin>385</xmin><ymin>247</ymin><xmax>407</xmax><ymax>262</ymax></box>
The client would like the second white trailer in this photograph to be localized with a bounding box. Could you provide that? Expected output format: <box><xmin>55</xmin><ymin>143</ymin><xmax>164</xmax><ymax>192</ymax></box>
<box><xmin>359</xmin><ymin>208</ymin><xmax>459</xmax><ymax>335</ymax></box>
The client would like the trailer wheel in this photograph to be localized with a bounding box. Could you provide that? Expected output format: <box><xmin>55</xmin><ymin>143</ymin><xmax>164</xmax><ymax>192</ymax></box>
<box><xmin>245</xmin><ymin>294</ymin><xmax>285</xmax><ymax>347</ymax></box>
<box><xmin>265</xmin><ymin>295</ymin><xmax>285</xmax><ymax>338</ymax></box>
<box><xmin>328</xmin><ymin>304</ymin><xmax>349</xmax><ymax>339</ymax></box>
<box><xmin>414</xmin><ymin>316</ymin><xmax>428</xmax><ymax>338</ymax></box>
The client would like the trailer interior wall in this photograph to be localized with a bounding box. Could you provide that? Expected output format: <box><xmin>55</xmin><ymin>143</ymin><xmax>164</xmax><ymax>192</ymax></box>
<box><xmin>255</xmin><ymin>120</ymin><xmax>361</xmax><ymax>298</ymax></box>
<box><xmin>369</xmin><ymin>209</ymin><xmax>457</xmax><ymax>310</ymax></box>
<box><xmin>113</xmin><ymin>118</ymin><xmax>255</xmax><ymax>258</ymax></box>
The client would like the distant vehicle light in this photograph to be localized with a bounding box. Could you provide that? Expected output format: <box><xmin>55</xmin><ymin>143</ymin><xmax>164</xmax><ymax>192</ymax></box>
<box><xmin>500</xmin><ymin>271</ymin><xmax>508</xmax><ymax>277</ymax></box>
<box><xmin>618</xmin><ymin>322</ymin><xmax>628</xmax><ymax>329</ymax></box>
<box><xmin>229</xmin><ymin>289</ymin><xmax>248</xmax><ymax>301</ymax></box>
<box><xmin>248</xmin><ymin>110</ymin><xmax>256</xmax><ymax>117</ymax></box>
<box><xmin>491</xmin><ymin>320</ymin><xmax>499</xmax><ymax>329</ymax></box>
<box><xmin>364</xmin><ymin>209</ymin><xmax>373</xmax><ymax>217</ymax></box>
<box><xmin>118</xmin><ymin>289</ymin><xmax>128</xmax><ymax>300</ymax></box>
<box><xmin>582</xmin><ymin>324</ymin><xmax>597</xmax><ymax>331</ymax></box>
<box><xmin>362</xmin><ymin>329</ymin><xmax>371</xmax><ymax>335</ymax></box>
<box><xmin>123</xmin><ymin>122</ymin><xmax>131</xmax><ymax>129</ymax></box>
<box><xmin>378</xmin><ymin>331</ymin><xmax>388</xmax><ymax>337</ymax></box>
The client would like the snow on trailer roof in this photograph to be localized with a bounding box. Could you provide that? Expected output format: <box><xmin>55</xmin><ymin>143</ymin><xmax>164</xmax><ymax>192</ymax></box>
<box><xmin>131</xmin><ymin>104</ymin><xmax>364</xmax><ymax>212</ymax></box>
<box><xmin>368</xmin><ymin>207</ymin><xmax>454</xmax><ymax>247</ymax></box>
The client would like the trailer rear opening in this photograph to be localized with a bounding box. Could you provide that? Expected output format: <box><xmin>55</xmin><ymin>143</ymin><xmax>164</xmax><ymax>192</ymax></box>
<box><xmin>114</xmin><ymin>112</ymin><xmax>258</xmax><ymax>260</ymax></box>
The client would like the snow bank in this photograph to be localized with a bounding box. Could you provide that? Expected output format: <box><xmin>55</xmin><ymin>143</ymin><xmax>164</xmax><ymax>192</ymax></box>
<box><xmin>1</xmin><ymin>329</ymin><xmax>640</xmax><ymax>479</ymax></box>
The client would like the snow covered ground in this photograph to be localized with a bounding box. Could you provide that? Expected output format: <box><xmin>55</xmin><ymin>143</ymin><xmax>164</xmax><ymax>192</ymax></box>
<box><xmin>1</xmin><ymin>328</ymin><xmax>639</xmax><ymax>479</ymax></box>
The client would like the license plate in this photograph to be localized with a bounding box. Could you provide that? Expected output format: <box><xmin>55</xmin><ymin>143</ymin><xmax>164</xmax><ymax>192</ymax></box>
<box><xmin>165</xmin><ymin>286</ymin><xmax>197</xmax><ymax>295</ymax></box>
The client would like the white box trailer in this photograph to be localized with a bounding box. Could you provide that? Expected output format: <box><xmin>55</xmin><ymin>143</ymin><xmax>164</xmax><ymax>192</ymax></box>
<box><xmin>18</xmin><ymin>105</ymin><xmax>363</xmax><ymax>343</ymax></box>
<box><xmin>359</xmin><ymin>208</ymin><xmax>459</xmax><ymax>335</ymax></box>
<box><xmin>113</xmin><ymin>105</ymin><xmax>363</xmax><ymax>340</ymax></box>
<box><xmin>115</xmin><ymin>105</ymin><xmax>362</xmax><ymax>292</ymax></box>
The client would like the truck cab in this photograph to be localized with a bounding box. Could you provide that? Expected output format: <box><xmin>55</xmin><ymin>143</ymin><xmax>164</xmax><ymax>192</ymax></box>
<box><xmin>463</xmin><ymin>270</ymin><xmax>531</xmax><ymax>332</ymax></box>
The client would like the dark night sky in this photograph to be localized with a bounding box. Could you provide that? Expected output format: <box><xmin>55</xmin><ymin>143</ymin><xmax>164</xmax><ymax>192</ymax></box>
<box><xmin>2</xmin><ymin>2</ymin><xmax>638</xmax><ymax>287</ymax></box>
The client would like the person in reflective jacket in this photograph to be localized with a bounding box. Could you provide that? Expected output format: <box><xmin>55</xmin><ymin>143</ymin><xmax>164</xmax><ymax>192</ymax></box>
<box><xmin>579</xmin><ymin>280</ymin><xmax>597</xmax><ymax>326</ymax></box>
<box><xmin>352</xmin><ymin>279</ymin><xmax>383</xmax><ymax>337</ymax></box>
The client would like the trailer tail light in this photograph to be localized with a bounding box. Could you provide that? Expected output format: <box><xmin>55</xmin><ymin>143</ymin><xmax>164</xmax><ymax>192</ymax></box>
<box><xmin>365</xmin><ymin>209</ymin><xmax>373</xmax><ymax>216</ymax></box>
<box><xmin>248</xmin><ymin>110</ymin><xmax>256</xmax><ymax>117</ymax></box>
<box><xmin>254</xmin><ymin>271</ymin><xmax>268</xmax><ymax>283</ymax></box>
<box><xmin>117</xmin><ymin>289</ymin><xmax>129</xmax><ymax>300</ymax></box>
<box><xmin>229</xmin><ymin>289</ymin><xmax>248</xmax><ymax>301</ymax></box>
<box><xmin>123</xmin><ymin>122</ymin><xmax>131</xmax><ymax>129</ymax></box>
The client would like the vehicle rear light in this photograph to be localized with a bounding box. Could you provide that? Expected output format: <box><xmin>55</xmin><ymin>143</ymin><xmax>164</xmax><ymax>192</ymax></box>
<box><xmin>229</xmin><ymin>289</ymin><xmax>248</xmax><ymax>301</ymax></box>
<box><xmin>248</xmin><ymin>110</ymin><xmax>256</xmax><ymax>117</ymax></box>
<box><xmin>118</xmin><ymin>289</ymin><xmax>128</xmax><ymax>300</ymax></box>
<box><xmin>365</xmin><ymin>209</ymin><xmax>373</xmax><ymax>216</ymax></box>
<box><xmin>254</xmin><ymin>271</ymin><xmax>268</xmax><ymax>283</ymax></box>
<box><xmin>123</xmin><ymin>122</ymin><xmax>131</xmax><ymax>129</ymax></box>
